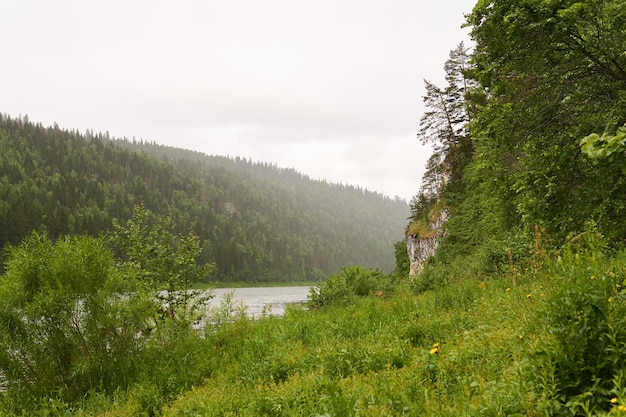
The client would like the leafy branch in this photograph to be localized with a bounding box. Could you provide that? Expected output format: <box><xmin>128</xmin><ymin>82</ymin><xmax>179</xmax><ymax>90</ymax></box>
<box><xmin>580</xmin><ymin>125</ymin><xmax>626</xmax><ymax>162</ymax></box>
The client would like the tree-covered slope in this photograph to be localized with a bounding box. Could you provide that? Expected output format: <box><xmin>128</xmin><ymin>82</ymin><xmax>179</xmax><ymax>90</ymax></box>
<box><xmin>0</xmin><ymin>114</ymin><xmax>408</xmax><ymax>281</ymax></box>
<box><xmin>401</xmin><ymin>0</ymin><xmax>626</xmax><ymax>279</ymax></box>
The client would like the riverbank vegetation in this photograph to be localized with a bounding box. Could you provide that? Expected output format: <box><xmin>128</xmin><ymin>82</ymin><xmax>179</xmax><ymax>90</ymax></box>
<box><xmin>3</xmin><ymin>226</ymin><xmax>626</xmax><ymax>416</ymax></box>
<box><xmin>159</xmin><ymin>230</ymin><xmax>626</xmax><ymax>417</ymax></box>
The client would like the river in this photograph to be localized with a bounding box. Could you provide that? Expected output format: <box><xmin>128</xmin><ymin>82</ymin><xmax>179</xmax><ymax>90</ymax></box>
<box><xmin>206</xmin><ymin>286</ymin><xmax>312</xmax><ymax>317</ymax></box>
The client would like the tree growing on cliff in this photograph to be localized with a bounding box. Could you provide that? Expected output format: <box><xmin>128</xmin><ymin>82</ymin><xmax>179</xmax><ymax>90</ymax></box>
<box><xmin>406</xmin><ymin>43</ymin><xmax>474</xmax><ymax>236</ymax></box>
<box><xmin>418</xmin><ymin>42</ymin><xmax>474</xmax><ymax>189</ymax></box>
<box><xmin>397</xmin><ymin>43</ymin><xmax>476</xmax><ymax>279</ymax></box>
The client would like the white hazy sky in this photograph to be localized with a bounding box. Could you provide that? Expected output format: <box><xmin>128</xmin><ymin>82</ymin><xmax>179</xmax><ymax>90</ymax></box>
<box><xmin>1</xmin><ymin>0</ymin><xmax>475</xmax><ymax>201</ymax></box>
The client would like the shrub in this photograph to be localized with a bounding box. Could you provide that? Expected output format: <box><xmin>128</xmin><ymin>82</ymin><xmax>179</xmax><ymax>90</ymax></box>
<box><xmin>307</xmin><ymin>266</ymin><xmax>389</xmax><ymax>308</ymax></box>
<box><xmin>532</xmin><ymin>227</ymin><xmax>626</xmax><ymax>415</ymax></box>
<box><xmin>0</xmin><ymin>207</ymin><xmax>215</xmax><ymax>414</ymax></box>
<box><xmin>0</xmin><ymin>232</ymin><xmax>155</xmax><ymax>402</ymax></box>
<box><xmin>409</xmin><ymin>259</ymin><xmax>450</xmax><ymax>294</ymax></box>
<box><xmin>110</xmin><ymin>205</ymin><xmax>214</xmax><ymax>326</ymax></box>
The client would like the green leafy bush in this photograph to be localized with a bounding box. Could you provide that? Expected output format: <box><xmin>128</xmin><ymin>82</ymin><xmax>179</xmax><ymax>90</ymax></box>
<box><xmin>409</xmin><ymin>259</ymin><xmax>450</xmax><ymax>294</ymax></box>
<box><xmin>0</xmin><ymin>232</ymin><xmax>154</xmax><ymax>402</ymax></box>
<box><xmin>307</xmin><ymin>266</ymin><xmax>389</xmax><ymax>308</ymax></box>
<box><xmin>111</xmin><ymin>205</ymin><xmax>214</xmax><ymax>327</ymax></box>
<box><xmin>532</xmin><ymin>228</ymin><xmax>626</xmax><ymax>415</ymax></box>
<box><xmin>0</xmin><ymin>207</ymin><xmax>216</xmax><ymax>414</ymax></box>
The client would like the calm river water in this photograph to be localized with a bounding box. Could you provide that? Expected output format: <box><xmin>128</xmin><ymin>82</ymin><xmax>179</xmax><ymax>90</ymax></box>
<box><xmin>206</xmin><ymin>286</ymin><xmax>311</xmax><ymax>317</ymax></box>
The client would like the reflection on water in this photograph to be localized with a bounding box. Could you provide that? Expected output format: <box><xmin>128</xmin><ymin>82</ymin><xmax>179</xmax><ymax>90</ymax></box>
<box><xmin>206</xmin><ymin>286</ymin><xmax>311</xmax><ymax>317</ymax></box>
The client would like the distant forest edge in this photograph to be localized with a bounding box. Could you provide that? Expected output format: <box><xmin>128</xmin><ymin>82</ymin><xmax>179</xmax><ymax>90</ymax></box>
<box><xmin>0</xmin><ymin>113</ymin><xmax>409</xmax><ymax>282</ymax></box>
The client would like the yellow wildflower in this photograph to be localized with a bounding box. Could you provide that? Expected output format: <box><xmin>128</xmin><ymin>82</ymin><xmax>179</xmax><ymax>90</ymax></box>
<box><xmin>506</xmin><ymin>288</ymin><xmax>511</xmax><ymax>292</ymax></box>
<box><xmin>619</xmin><ymin>405</ymin><xmax>626</xmax><ymax>412</ymax></box>
<box><xmin>611</xmin><ymin>397</ymin><xmax>619</xmax><ymax>404</ymax></box>
<box><xmin>429</xmin><ymin>342</ymin><xmax>440</xmax><ymax>355</ymax></box>
<box><xmin>526</xmin><ymin>293</ymin><xmax>532</xmax><ymax>299</ymax></box>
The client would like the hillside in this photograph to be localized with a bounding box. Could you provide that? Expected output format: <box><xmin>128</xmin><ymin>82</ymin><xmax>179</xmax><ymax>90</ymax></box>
<box><xmin>401</xmin><ymin>0</ymin><xmax>626</xmax><ymax>280</ymax></box>
<box><xmin>0</xmin><ymin>114</ymin><xmax>408</xmax><ymax>281</ymax></box>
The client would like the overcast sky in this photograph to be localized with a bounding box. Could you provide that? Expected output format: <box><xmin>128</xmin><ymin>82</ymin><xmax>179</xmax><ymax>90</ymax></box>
<box><xmin>1</xmin><ymin>0</ymin><xmax>475</xmax><ymax>201</ymax></box>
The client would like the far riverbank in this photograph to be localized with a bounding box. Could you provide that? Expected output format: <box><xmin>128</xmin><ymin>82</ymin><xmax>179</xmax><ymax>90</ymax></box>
<box><xmin>193</xmin><ymin>280</ymin><xmax>318</xmax><ymax>289</ymax></box>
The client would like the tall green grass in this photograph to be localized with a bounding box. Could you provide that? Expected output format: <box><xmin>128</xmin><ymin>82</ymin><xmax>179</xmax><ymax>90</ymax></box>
<box><xmin>3</xmin><ymin>235</ymin><xmax>626</xmax><ymax>416</ymax></box>
<box><xmin>161</xmin><ymin>239</ymin><xmax>626</xmax><ymax>417</ymax></box>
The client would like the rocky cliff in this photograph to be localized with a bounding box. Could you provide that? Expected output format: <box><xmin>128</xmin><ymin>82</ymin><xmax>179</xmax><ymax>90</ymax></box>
<box><xmin>406</xmin><ymin>207</ymin><xmax>449</xmax><ymax>276</ymax></box>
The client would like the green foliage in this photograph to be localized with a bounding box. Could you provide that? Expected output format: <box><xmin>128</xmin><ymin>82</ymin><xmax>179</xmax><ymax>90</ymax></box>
<box><xmin>111</xmin><ymin>205</ymin><xmax>214</xmax><ymax>325</ymax></box>
<box><xmin>393</xmin><ymin>240</ymin><xmax>410</xmax><ymax>279</ymax></box>
<box><xmin>4</xmin><ymin>238</ymin><xmax>626</xmax><ymax>416</ymax></box>
<box><xmin>408</xmin><ymin>259</ymin><xmax>451</xmax><ymax>294</ymax></box>
<box><xmin>307</xmin><ymin>266</ymin><xmax>390</xmax><ymax>308</ymax></box>
<box><xmin>405</xmin><ymin>0</ymin><xmax>626</xmax><ymax>282</ymax></box>
<box><xmin>462</xmin><ymin>0</ymin><xmax>626</xmax><ymax>245</ymax></box>
<box><xmin>418</xmin><ymin>42</ymin><xmax>474</xmax><ymax>184</ymax></box>
<box><xmin>397</xmin><ymin>41</ymin><xmax>475</xmax><ymax>279</ymax></box>
<box><xmin>581</xmin><ymin>125</ymin><xmax>626</xmax><ymax>163</ymax></box>
<box><xmin>0</xmin><ymin>208</ymin><xmax>220</xmax><ymax>415</ymax></box>
<box><xmin>530</xmin><ymin>227</ymin><xmax>626</xmax><ymax>415</ymax></box>
<box><xmin>0</xmin><ymin>232</ymin><xmax>154</xmax><ymax>402</ymax></box>
<box><xmin>135</xmin><ymin>271</ymin><xmax>549</xmax><ymax>417</ymax></box>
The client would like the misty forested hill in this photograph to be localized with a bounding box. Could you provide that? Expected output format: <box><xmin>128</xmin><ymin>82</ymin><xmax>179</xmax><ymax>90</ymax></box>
<box><xmin>0</xmin><ymin>114</ymin><xmax>409</xmax><ymax>282</ymax></box>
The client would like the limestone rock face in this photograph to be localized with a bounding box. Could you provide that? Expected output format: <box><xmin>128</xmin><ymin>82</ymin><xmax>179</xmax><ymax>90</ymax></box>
<box><xmin>406</xmin><ymin>207</ymin><xmax>449</xmax><ymax>277</ymax></box>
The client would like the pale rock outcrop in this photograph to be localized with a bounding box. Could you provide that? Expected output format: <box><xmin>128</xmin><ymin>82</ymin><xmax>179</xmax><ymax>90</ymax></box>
<box><xmin>407</xmin><ymin>207</ymin><xmax>449</xmax><ymax>277</ymax></box>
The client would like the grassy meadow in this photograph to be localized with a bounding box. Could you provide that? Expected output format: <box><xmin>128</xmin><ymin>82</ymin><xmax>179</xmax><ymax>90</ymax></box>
<box><xmin>4</xmin><ymin>233</ymin><xmax>618</xmax><ymax>416</ymax></box>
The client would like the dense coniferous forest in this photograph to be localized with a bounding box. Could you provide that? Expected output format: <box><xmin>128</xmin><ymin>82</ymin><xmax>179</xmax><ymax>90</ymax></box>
<box><xmin>0</xmin><ymin>114</ymin><xmax>408</xmax><ymax>281</ymax></box>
